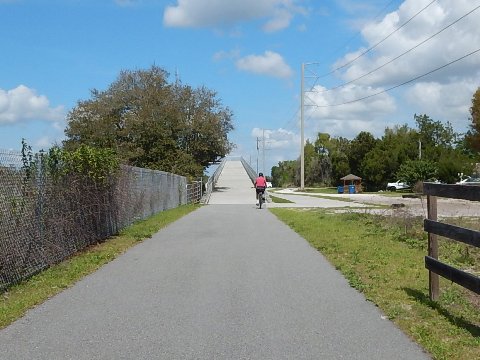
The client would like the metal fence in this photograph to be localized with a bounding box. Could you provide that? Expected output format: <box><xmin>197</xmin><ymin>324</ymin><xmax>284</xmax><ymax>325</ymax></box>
<box><xmin>187</xmin><ymin>180</ymin><xmax>202</xmax><ymax>204</ymax></box>
<box><xmin>0</xmin><ymin>150</ymin><xmax>190</xmax><ymax>291</ymax></box>
<box><xmin>202</xmin><ymin>158</ymin><xmax>226</xmax><ymax>204</ymax></box>
<box><xmin>240</xmin><ymin>156</ymin><xmax>257</xmax><ymax>183</ymax></box>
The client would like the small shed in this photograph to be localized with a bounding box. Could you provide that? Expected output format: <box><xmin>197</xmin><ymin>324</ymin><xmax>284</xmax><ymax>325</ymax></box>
<box><xmin>340</xmin><ymin>174</ymin><xmax>362</xmax><ymax>193</ymax></box>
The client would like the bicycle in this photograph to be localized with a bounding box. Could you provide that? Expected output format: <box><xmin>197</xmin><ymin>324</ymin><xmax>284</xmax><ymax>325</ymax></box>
<box><xmin>257</xmin><ymin>188</ymin><xmax>265</xmax><ymax>209</ymax></box>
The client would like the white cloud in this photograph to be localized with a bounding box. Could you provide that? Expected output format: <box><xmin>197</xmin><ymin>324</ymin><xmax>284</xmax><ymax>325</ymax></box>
<box><xmin>299</xmin><ymin>84</ymin><xmax>397</xmax><ymax>139</ymax></box>
<box><xmin>405</xmin><ymin>79</ymin><xmax>479</xmax><ymax>128</ymax></box>
<box><xmin>236</xmin><ymin>51</ymin><xmax>293</xmax><ymax>78</ymax></box>
<box><xmin>307</xmin><ymin>84</ymin><xmax>396</xmax><ymax>118</ymax></box>
<box><xmin>263</xmin><ymin>8</ymin><xmax>293</xmax><ymax>32</ymax></box>
<box><xmin>163</xmin><ymin>0</ymin><xmax>305</xmax><ymax>32</ymax></box>
<box><xmin>0</xmin><ymin>85</ymin><xmax>65</xmax><ymax>125</ymax></box>
<box><xmin>319</xmin><ymin>0</ymin><xmax>479</xmax><ymax>134</ymax></box>
<box><xmin>247</xmin><ymin>127</ymin><xmax>300</xmax><ymax>171</ymax></box>
<box><xmin>213</xmin><ymin>48</ymin><xmax>241</xmax><ymax>62</ymax></box>
<box><xmin>336</xmin><ymin>0</ymin><xmax>480</xmax><ymax>87</ymax></box>
<box><xmin>35</xmin><ymin>136</ymin><xmax>52</xmax><ymax>149</ymax></box>
<box><xmin>252</xmin><ymin>127</ymin><xmax>299</xmax><ymax>150</ymax></box>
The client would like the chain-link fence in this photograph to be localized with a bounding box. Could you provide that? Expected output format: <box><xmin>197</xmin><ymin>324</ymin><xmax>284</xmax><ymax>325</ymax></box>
<box><xmin>0</xmin><ymin>150</ymin><xmax>190</xmax><ymax>291</ymax></box>
<box><xmin>187</xmin><ymin>180</ymin><xmax>202</xmax><ymax>204</ymax></box>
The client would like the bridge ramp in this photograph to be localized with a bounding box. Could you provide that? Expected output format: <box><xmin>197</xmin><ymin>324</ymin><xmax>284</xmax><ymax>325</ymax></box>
<box><xmin>208</xmin><ymin>160</ymin><xmax>255</xmax><ymax>205</ymax></box>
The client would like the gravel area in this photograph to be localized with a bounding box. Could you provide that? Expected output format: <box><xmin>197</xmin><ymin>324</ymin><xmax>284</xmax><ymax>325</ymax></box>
<box><xmin>272</xmin><ymin>189</ymin><xmax>480</xmax><ymax>218</ymax></box>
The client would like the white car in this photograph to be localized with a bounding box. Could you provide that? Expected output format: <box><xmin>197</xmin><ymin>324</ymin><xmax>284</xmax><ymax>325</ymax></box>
<box><xmin>386</xmin><ymin>180</ymin><xmax>410</xmax><ymax>191</ymax></box>
<box><xmin>456</xmin><ymin>177</ymin><xmax>480</xmax><ymax>185</ymax></box>
<box><xmin>266</xmin><ymin>182</ymin><xmax>272</xmax><ymax>188</ymax></box>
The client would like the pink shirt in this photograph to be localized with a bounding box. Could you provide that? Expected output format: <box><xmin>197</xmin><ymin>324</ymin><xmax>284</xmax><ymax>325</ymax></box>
<box><xmin>254</xmin><ymin>176</ymin><xmax>267</xmax><ymax>188</ymax></box>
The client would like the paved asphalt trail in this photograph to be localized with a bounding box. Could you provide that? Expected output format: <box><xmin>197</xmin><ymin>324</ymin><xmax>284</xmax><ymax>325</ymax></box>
<box><xmin>0</xmin><ymin>161</ymin><xmax>430</xmax><ymax>359</ymax></box>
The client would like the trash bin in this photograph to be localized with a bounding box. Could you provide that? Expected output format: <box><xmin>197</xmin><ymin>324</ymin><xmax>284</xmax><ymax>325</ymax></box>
<box><xmin>348</xmin><ymin>185</ymin><xmax>356</xmax><ymax>194</ymax></box>
<box><xmin>337</xmin><ymin>185</ymin><xmax>344</xmax><ymax>194</ymax></box>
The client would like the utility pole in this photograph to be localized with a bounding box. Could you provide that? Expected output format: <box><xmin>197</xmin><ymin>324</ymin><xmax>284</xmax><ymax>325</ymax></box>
<box><xmin>256</xmin><ymin>137</ymin><xmax>260</xmax><ymax>174</ymax></box>
<box><xmin>262</xmin><ymin>128</ymin><xmax>266</xmax><ymax>175</ymax></box>
<box><xmin>418</xmin><ymin>140</ymin><xmax>422</xmax><ymax>160</ymax></box>
<box><xmin>300</xmin><ymin>63</ymin><xmax>305</xmax><ymax>190</ymax></box>
<box><xmin>300</xmin><ymin>62</ymin><xmax>319</xmax><ymax>190</ymax></box>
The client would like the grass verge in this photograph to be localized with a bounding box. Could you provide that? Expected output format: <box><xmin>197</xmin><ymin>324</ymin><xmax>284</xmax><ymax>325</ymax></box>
<box><xmin>0</xmin><ymin>204</ymin><xmax>199</xmax><ymax>330</ymax></box>
<box><xmin>269</xmin><ymin>195</ymin><xmax>294</xmax><ymax>203</ymax></box>
<box><xmin>295</xmin><ymin>187</ymin><xmax>338</xmax><ymax>194</ymax></box>
<box><xmin>270</xmin><ymin>208</ymin><xmax>479</xmax><ymax>360</ymax></box>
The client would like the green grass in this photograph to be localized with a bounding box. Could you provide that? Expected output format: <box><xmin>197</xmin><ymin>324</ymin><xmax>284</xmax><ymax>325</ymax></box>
<box><xmin>269</xmin><ymin>195</ymin><xmax>294</xmax><ymax>203</ymax></box>
<box><xmin>270</xmin><ymin>208</ymin><xmax>480</xmax><ymax>360</ymax></box>
<box><xmin>296</xmin><ymin>187</ymin><xmax>339</xmax><ymax>194</ymax></box>
<box><xmin>0</xmin><ymin>204</ymin><xmax>199</xmax><ymax>329</ymax></box>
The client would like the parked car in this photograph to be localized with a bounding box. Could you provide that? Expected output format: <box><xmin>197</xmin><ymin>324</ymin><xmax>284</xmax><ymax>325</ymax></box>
<box><xmin>386</xmin><ymin>180</ymin><xmax>410</xmax><ymax>191</ymax></box>
<box><xmin>266</xmin><ymin>182</ymin><xmax>272</xmax><ymax>188</ymax></box>
<box><xmin>456</xmin><ymin>177</ymin><xmax>480</xmax><ymax>185</ymax></box>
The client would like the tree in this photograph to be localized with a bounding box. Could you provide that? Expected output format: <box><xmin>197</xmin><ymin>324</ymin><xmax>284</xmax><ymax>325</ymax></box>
<box><xmin>396</xmin><ymin>159</ymin><xmax>437</xmax><ymax>185</ymax></box>
<box><xmin>271</xmin><ymin>160</ymin><xmax>297</xmax><ymax>187</ymax></box>
<box><xmin>312</xmin><ymin>133</ymin><xmax>333</xmax><ymax>185</ymax></box>
<box><xmin>64</xmin><ymin>65</ymin><xmax>234</xmax><ymax>178</ymax></box>
<box><xmin>436</xmin><ymin>150</ymin><xmax>474</xmax><ymax>184</ymax></box>
<box><xmin>361</xmin><ymin>147</ymin><xmax>392</xmax><ymax>189</ymax></box>
<box><xmin>348</xmin><ymin>131</ymin><xmax>377</xmax><ymax>178</ymax></box>
<box><xmin>465</xmin><ymin>87</ymin><xmax>480</xmax><ymax>154</ymax></box>
<box><xmin>361</xmin><ymin>125</ymin><xmax>417</xmax><ymax>189</ymax></box>
<box><xmin>311</xmin><ymin>133</ymin><xmax>350</xmax><ymax>186</ymax></box>
<box><xmin>304</xmin><ymin>140</ymin><xmax>322</xmax><ymax>186</ymax></box>
<box><xmin>415</xmin><ymin>114</ymin><xmax>456</xmax><ymax>161</ymax></box>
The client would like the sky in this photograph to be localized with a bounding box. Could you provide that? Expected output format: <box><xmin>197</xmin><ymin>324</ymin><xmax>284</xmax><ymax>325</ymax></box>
<box><xmin>1</xmin><ymin>0</ymin><xmax>479</xmax><ymax>175</ymax></box>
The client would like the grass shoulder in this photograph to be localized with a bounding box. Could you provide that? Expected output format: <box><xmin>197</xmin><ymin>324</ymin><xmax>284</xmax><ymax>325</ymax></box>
<box><xmin>270</xmin><ymin>208</ymin><xmax>479</xmax><ymax>360</ymax></box>
<box><xmin>0</xmin><ymin>204</ymin><xmax>199</xmax><ymax>330</ymax></box>
<box><xmin>269</xmin><ymin>195</ymin><xmax>294</xmax><ymax>203</ymax></box>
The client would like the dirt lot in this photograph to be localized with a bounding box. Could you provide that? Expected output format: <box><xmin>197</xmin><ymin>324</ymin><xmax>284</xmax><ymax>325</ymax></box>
<box><xmin>340</xmin><ymin>193</ymin><xmax>480</xmax><ymax>218</ymax></box>
<box><xmin>274</xmin><ymin>189</ymin><xmax>480</xmax><ymax>218</ymax></box>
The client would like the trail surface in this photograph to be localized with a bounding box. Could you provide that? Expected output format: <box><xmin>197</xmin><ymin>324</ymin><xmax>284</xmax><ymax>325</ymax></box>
<box><xmin>0</xmin><ymin>160</ymin><xmax>429</xmax><ymax>359</ymax></box>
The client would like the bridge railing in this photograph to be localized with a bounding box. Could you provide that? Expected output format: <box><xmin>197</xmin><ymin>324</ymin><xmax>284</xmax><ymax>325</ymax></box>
<box><xmin>240</xmin><ymin>157</ymin><xmax>256</xmax><ymax>184</ymax></box>
<box><xmin>240</xmin><ymin>157</ymin><xmax>271</xmax><ymax>202</ymax></box>
<box><xmin>201</xmin><ymin>158</ymin><xmax>227</xmax><ymax>204</ymax></box>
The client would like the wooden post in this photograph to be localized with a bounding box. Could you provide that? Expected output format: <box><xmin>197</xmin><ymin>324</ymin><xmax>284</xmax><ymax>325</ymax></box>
<box><xmin>427</xmin><ymin>195</ymin><xmax>439</xmax><ymax>300</ymax></box>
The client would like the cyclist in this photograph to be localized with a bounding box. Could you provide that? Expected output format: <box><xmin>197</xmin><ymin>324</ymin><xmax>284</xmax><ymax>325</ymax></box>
<box><xmin>254</xmin><ymin>172</ymin><xmax>267</xmax><ymax>205</ymax></box>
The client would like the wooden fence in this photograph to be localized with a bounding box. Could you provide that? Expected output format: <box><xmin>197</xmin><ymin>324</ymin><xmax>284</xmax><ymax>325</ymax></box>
<box><xmin>423</xmin><ymin>183</ymin><xmax>480</xmax><ymax>300</ymax></box>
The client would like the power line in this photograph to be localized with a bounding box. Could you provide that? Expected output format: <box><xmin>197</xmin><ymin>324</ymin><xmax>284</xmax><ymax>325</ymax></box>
<box><xmin>316</xmin><ymin>3</ymin><xmax>480</xmax><ymax>94</ymax></box>
<box><xmin>317</xmin><ymin>0</ymin><xmax>438</xmax><ymax>80</ymax></box>
<box><xmin>308</xmin><ymin>0</ymin><xmax>401</xmax><ymax>93</ymax></box>
<box><xmin>322</xmin><ymin>0</ymin><xmax>401</xmax><ymax>62</ymax></box>
<box><xmin>314</xmin><ymin>47</ymin><xmax>480</xmax><ymax>108</ymax></box>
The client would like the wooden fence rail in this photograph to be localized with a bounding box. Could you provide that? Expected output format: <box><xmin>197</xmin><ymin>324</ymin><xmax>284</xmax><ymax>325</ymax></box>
<box><xmin>423</xmin><ymin>183</ymin><xmax>480</xmax><ymax>300</ymax></box>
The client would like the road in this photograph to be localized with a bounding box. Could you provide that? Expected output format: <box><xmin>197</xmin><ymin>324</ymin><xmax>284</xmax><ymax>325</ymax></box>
<box><xmin>0</xmin><ymin>160</ymin><xmax>430</xmax><ymax>359</ymax></box>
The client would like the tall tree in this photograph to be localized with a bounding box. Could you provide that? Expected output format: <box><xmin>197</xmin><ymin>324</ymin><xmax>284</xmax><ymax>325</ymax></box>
<box><xmin>271</xmin><ymin>160</ymin><xmax>297</xmax><ymax>187</ymax></box>
<box><xmin>348</xmin><ymin>131</ymin><xmax>377</xmax><ymax>178</ymax></box>
<box><xmin>64</xmin><ymin>66</ymin><xmax>234</xmax><ymax>178</ymax></box>
<box><xmin>361</xmin><ymin>125</ymin><xmax>417</xmax><ymax>189</ymax></box>
<box><xmin>415</xmin><ymin>114</ymin><xmax>456</xmax><ymax>161</ymax></box>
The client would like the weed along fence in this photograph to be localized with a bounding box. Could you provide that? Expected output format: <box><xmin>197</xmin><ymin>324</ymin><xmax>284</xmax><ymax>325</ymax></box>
<box><xmin>0</xmin><ymin>150</ymin><xmax>195</xmax><ymax>291</ymax></box>
<box><xmin>423</xmin><ymin>183</ymin><xmax>480</xmax><ymax>300</ymax></box>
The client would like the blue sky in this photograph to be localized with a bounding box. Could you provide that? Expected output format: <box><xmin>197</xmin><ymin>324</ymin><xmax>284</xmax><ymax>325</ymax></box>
<box><xmin>1</xmin><ymin>0</ymin><xmax>479</xmax><ymax>175</ymax></box>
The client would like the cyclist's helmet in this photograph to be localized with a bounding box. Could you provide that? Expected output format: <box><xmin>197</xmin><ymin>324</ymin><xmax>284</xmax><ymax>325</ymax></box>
<box><xmin>259</xmin><ymin>172</ymin><xmax>263</xmax><ymax>176</ymax></box>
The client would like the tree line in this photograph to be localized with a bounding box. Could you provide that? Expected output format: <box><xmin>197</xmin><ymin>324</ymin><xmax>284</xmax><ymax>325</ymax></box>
<box><xmin>272</xmin><ymin>88</ymin><xmax>480</xmax><ymax>190</ymax></box>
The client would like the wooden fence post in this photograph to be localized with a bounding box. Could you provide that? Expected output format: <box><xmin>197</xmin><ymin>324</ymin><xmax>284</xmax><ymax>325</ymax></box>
<box><xmin>427</xmin><ymin>194</ymin><xmax>439</xmax><ymax>300</ymax></box>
